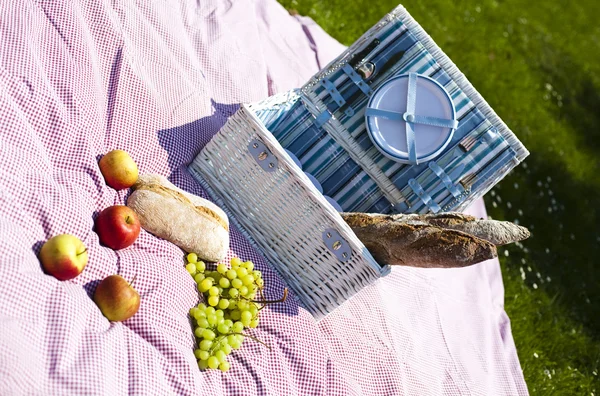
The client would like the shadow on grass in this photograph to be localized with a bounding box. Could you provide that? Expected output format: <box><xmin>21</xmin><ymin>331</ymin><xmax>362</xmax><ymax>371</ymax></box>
<box><xmin>488</xmin><ymin>143</ymin><xmax>600</xmax><ymax>340</ymax></box>
<box><xmin>537</xmin><ymin>63</ymin><xmax>600</xmax><ymax>159</ymax></box>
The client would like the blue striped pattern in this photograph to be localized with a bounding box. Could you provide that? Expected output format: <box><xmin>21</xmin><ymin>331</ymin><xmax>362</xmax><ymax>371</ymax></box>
<box><xmin>252</xmin><ymin>17</ymin><xmax>521</xmax><ymax>215</ymax></box>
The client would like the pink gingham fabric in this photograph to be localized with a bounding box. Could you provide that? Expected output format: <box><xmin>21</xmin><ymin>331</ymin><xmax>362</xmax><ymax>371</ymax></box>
<box><xmin>0</xmin><ymin>1</ymin><xmax>527</xmax><ymax>395</ymax></box>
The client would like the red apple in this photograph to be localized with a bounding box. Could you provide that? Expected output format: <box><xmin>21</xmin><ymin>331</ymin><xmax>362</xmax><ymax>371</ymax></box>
<box><xmin>95</xmin><ymin>205</ymin><xmax>141</xmax><ymax>250</ymax></box>
<box><xmin>93</xmin><ymin>275</ymin><xmax>140</xmax><ymax>321</ymax></box>
<box><xmin>39</xmin><ymin>234</ymin><xmax>88</xmax><ymax>280</ymax></box>
<box><xmin>99</xmin><ymin>150</ymin><xmax>139</xmax><ymax>190</ymax></box>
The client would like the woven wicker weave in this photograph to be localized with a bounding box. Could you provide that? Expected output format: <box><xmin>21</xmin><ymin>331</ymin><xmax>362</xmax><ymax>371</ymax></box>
<box><xmin>189</xmin><ymin>94</ymin><xmax>389</xmax><ymax>319</ymax></box>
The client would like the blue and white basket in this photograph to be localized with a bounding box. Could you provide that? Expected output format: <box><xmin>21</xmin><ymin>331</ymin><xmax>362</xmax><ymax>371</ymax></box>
<box><xmin>189</xmin><ymin>5</ymin><xmax>529</xmax><ymax>319</ymax></box>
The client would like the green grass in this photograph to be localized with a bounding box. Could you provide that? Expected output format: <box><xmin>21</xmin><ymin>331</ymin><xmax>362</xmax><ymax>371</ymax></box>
<box><xmin>278</xmin><ymin>0</ymin><xmax>600</xmax><ymax>393</ymax></box>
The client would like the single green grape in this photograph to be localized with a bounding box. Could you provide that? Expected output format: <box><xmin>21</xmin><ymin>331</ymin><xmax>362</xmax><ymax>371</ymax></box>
<box><xmin>249</xmin><ymin>304</ymin><xmax>258</xmax><ymax>316</ymax></box>
<box><xmin>227</xmin><ymin>335</ymin><xmax>237</xmax><ymax>344</ymax></box>
<box><xmin>241</xmin><ymin>310</ymin><xmax>252</xmax><ymax>322</ymax></box>
<box><xmin>255</xmin><ymin>278</ymin><xmax>264</xmax><ymax>287</ymax></box>
<box><xmin>237</xmin><ymin>300</ymin><xmax>248</xmax><ymax>310</ymax></box>
<box><xmin>252</xmin><ymin>270</ymin><xmax>261</xmax><ymax>278</ymax></box>
<box><xmin>205</xmin><ymin>307</ymin><xmax>215</xmax><ymax>315</ymax></box>
<box><xmin>187</xmin><ymin>253</ymin><xmax>198</xmax><ymax>263</ymax></box>
<box><xmin>194</xmin><ymin>349</ymin><xmax>203</xmax><ymax>359</ymax></box>
<box><xmin>230</xmin><ymin>257</ymin><xmax>241</xmax><ymax>268</ymax></box>
<box><xmin>194</xmin><ymin>327</ymin><xmax>204</xmax><ymax>337</ymax></box>
<box><xmin>208</xmin><ymin>296</ymin><xmax>219</xmax><ymax>306</ymax></box>
<box><xmin>217</xmin><ymin>317</ymin><xmax>225</xmax><ymax>326</ymax></box>
<box><xmin>215</xmin><ymin>309</ymin><xmax>225</xmax><ymax>317</ymax></box>
<box><xmin>241</xmin><ymin>310</ymin><xmax>252</xmax><ymax>325</ymax></box>
<box><xmin>207</xmin><ymin>314</ymin><xmax>217</xmax><ymax>325</ymax></box>
<box><xmin>197</xmin><ymin>303</ymin><xmax>207</xmax><ymax>311</ymax></box>
<box><xmin>219</xmin><ymin>361</ymin><xmax>230</xmax><ymax>372</ymax></box>
<box><xmin>200</xmin><ymin>279</ymin><xmax>213</xmax><ymax>292</ymax></box>
<box><xmin>197</xmin><ymin>318</ymin><xmax>209</xmax><ymax>329</ymax></box>
<box><xmin>233</xmin><ymin>321</ymin><xmax>244</xmax><ymax>333</ymax></box>
<box><xmin>231</xmin><ymin>279</ymin><xmax>243</xmax><ymax>289</ymax></box>
<box><xmin>219</xmin><ymin>278</ymin><xmax>230</xmax><ymax>288</ymax></box>
<box><xmin>244</xmin><ymin>261</ymin><xmax>254</xmax><ymax>271</ymax></box>
<box><xmin>202</xmin><ymin>329</ymin><xmax>215</xmax><ymax>340</ymax></box>
<box><xmin>199</xmin><ymin>340</ymin><xmax>213</xmax><ymax>351</ymax></box>
<box><xmin>249</xmin><ymin>319</ymin><xmax>259</xmax><ymax>328</ymax></box>
<box><xmin>224</xmin><ymin>319</ymin><xmax>233</xmax><ymax>327</ymax></box>
<box><xmin>217</xmin><ymin>263</ymin><xmax>228</xmax><ymax>274</ymax></box>
<box><xmin>208</xmin><ymin>286</ymin><xmax>220</xmax><ymax>296</ymax></box>
<box><xmin>230</xmin><ymin>310</ymin><xmax>241</xmax><ymax>321</ymax></box>
<box><xmin>185</xmin><ymin>263</ymin><xmax>197</xmax><ymax>275</ymax></box>
<box><xmin>198</xmin><ymin>359</ymin><xmax>209</xmax><ymax>370</ymax></box>
<box><xmin>217</xmin><ymin>323</ymin><xmax>230</xmax><ymax>334</ymax></box>
<box><xmin>207</xmin><ymin>356</ymin><xmax>220</xmax><ymax>370</ymax></box>
<box><xmin>228</xmin><ymin>288</ymin><xmax>239</xmax><ymax>298</ymax></box>
<box><xmin>215</xmin><ymin>350</ymin><xmax>227</xmax><ymax>363</ymax></box>
<box><xmin>236</xmin><ymin>267</ymin><xmax>248</xmax><ymax>277</ymax></box>
<box><xmin>230</xmin><ymin>338</ymin><xmax>241</xmax><ymax>350</ymax></box>
<box><xmin>199</xmin><ymin>350</ymin><xmax>210</xmax><ymax>361</ymax></box>
<box><xmin>190</xmin><ymin>307</ymin><xmax>200</xmax><ymax>318</ymax></box>
<box><xmin>239</xmin><ymin>286</ymin><xmax>249</xmax><ymax>296</ymax></box>
<box><xmin>228</xmin><ymin>300</ymin><xmax>237</xmax><ymax>309</ymax></box>
<box><xmin>194</xmin><ymin>273</ymin><xmax>205</xmax><ymax>284</ymax></box>
<box><xmin>242</xmin><ymin>274</ymin><xmax>254</xmax><ymax>286</ymax></box>
<box><xmin>222</xmin><ymin>344</ymin><xmax>232</xmax><ymax>355</ymax></box>
<box><xmin>218</xmin><ymin>299</ymin><xmax>230</xmax><ymax>309</ymax></box>
<box><xmin>196</xmin><ymin>261</ymin><xmax>206</xmax><ymax>273</ymax></box>
<box><xmin>226</xmin><ymin>269</ymin><xmax>237</xmax><ymax>280</ymax></box>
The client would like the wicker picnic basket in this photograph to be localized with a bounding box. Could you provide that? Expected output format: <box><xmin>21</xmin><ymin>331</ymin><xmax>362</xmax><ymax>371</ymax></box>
<box><xmin>189</xmin><ymin>5</ymin><xmax>528</xmax><ymax>319</ymax></box>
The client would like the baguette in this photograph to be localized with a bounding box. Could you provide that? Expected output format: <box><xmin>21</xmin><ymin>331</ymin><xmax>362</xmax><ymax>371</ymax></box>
<box><xmin>127</xmin><ymin>174</ymin><xmax>229</xmax><ymax>262</ymax></box>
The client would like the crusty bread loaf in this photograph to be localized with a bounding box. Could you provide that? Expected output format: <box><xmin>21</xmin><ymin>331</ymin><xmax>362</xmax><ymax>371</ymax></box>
<box><xmin>127</xmin><ymin>174</ymin><xmax>229</xmax><ymax>262</ymax></box>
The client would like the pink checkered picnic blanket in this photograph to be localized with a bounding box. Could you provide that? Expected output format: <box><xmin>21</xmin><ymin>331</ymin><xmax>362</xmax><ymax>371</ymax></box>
<box><xmin>0</xmin><ymin>1</ymin><xmax>527</xmax><ymax>394</ymax></box>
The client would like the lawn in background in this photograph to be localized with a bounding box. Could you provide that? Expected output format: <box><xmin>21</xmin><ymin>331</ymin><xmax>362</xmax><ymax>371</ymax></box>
<box><xmin>278</xmin><ymin>0</ymin><xmax>600</xmax><ymax>394</ymax></box>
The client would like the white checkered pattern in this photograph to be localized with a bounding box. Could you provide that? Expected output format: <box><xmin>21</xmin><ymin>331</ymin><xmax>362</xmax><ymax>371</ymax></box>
<box><xmin>0</xmin><ymin>1</ymin><xmax>527</xmax><ymax>395</ymax></box>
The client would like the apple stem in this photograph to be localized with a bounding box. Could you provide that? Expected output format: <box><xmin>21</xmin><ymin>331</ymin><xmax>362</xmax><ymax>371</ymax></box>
<box><xmin>129</xmin><ymin>274</ymin><xmax>138</xmax><ymax>287</ymax></box>
<box><xmin>228</xmin><ymin>332</ymin><xmax>271</xmax><ymax>350</ymax></box>
<box><xmin>125</xmin><ymin>216</ymin><xmax>131</xmax><ymax>224</ymax></box>
<box><xmin>77</xmin><ymin>249</ymin><xmax>88</xmax><ymax>256</ymax></box>
<box><xmin>242</xmin><ymin>288</ymin><xmax>288</xmax><ymax>305</ymax></box>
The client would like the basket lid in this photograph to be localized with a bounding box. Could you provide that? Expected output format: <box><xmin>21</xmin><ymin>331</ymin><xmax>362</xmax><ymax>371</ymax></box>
<box><xmin>365</xmin><ymin>73</ymin><xmax>457</xmax><ymax>165</ymax></box>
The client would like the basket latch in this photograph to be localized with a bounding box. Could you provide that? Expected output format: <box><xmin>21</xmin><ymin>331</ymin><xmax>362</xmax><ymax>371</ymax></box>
<box><xmin>322</xmin><ymin>228</ymin><xmax>352</xmax><ymax>262</ymax></box>
<box><xmin>248</xmin><ymin>139</ymin><xmax>278</xmax><ymax>172</ymax></box>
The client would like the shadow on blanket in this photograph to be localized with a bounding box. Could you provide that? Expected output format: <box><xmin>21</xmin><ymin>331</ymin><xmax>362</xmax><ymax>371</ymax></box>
<box><xmin>157</xmin><ymin>100</ymin><xmax>240</xmax><ymax>181</ymax></box>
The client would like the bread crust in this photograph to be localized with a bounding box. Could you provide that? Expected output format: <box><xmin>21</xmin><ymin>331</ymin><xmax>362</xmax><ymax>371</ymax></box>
<box><xmin>127</xmin><ymin>174</ymin><xmax>229</xmax><ymax>262</ymax></box>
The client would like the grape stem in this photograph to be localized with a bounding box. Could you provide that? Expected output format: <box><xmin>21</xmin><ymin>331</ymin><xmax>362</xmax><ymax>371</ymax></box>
<box><xmin>243</xmin><ymin>288</ymin><xmax>288</xmax><ymax>305</ymax></box>
<box><xmin>208</xmin><ymin>335</ymin><xmax>225</xmax><ymax>355</ymax></box>
<box><xmin>257</xmin><ymin>288</ymin><xmax>267</xmax><ymax>311</ymax></box>
<box><xmin>228</xmin><ymin>332</ymin><xmax>271</xmax><ymax>350</ymax></box>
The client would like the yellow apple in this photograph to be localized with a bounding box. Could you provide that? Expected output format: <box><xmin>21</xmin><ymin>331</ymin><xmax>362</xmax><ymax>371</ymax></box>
<box><xmin>39</xmin><ymin>234</ymin><xmax>88</xmax><ymax>280</ymax></box>
<box><xmin>99</xmin><ymin>150</ymin><xmax>139</xmax><ymax>190</ymax></box>
<box><xmin>93</xmin><ymin>275</ymin><xmax>140</xmax><ymax>322</ymax></box>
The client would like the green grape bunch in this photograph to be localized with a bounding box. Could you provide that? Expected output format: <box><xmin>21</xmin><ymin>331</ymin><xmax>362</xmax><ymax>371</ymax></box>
<box><xmin>185</xmin><ymin>254</ymin><xmax>287</xmax><ymax>372</ymax></box>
